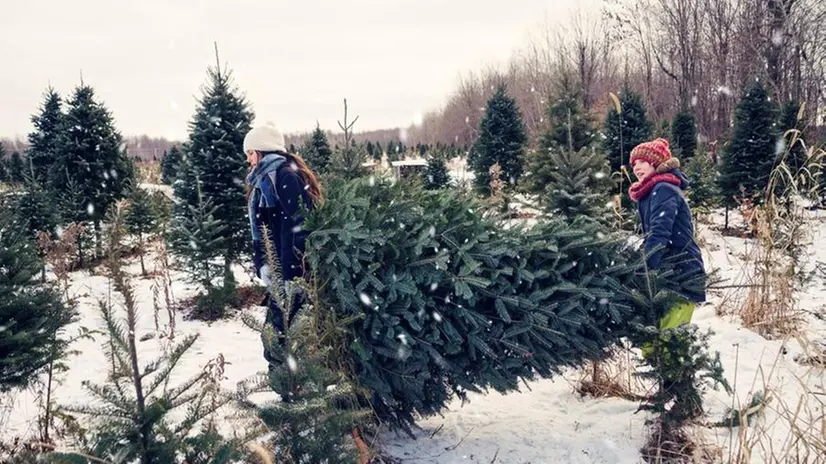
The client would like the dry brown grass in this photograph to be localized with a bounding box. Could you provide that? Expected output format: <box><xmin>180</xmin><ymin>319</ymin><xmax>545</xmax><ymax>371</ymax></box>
<box><xmin>136</xmin><ymin>161</ymin><xmax>161</xmax><ymax>185</ymax></box>
<box><xmin>727</xmin><ymin>137</ymin><xmax>824</xmax><ymax>339</ymax></box>
<box><xmin>574</xmin><ymin>346</ymin><xmax>649</xmax><ymax>401</ymax></box>
<box><xmin>718</xmin><ymin>336</ymin><xmax>826</xmax><ymax>464</ymax></box>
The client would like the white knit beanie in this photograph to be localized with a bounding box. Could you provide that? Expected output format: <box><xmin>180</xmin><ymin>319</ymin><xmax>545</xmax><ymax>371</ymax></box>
<box><xmin>243</xmin><ymin>122</ymin><xmax>286</xmax><ymax>153</ymax></box>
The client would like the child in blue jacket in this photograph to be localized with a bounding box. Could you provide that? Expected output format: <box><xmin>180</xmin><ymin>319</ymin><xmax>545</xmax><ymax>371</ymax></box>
<box><xmin>629</xmin><ymin>138</ymin><xmax>705</xmax><ymax>341</ymax></box>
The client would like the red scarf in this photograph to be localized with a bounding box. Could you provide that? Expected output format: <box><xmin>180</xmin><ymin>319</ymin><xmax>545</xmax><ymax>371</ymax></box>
<box><xmin>629</xmin><ymin>173</ymin><xmax>682</xmax><ymax>202</ymax></box>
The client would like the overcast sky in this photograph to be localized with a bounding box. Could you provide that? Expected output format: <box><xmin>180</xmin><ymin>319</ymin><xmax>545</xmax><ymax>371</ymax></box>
<box><xmin>2</xmin><ymin>0</ymin><xmax>596</xmax><ymax>141</ymax></box>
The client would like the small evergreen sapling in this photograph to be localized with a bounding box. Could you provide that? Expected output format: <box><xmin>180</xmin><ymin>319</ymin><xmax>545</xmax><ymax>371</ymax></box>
<box><xmin>671</xmin><ymin>110</ymin><xmax>697</xmax><ymax>160</ymax></box>
<box><xmin>683</xmin><ymin>150</ymin><xmax>720</xmax><ymax>216</ymax></box>
<box><xmin>421</xmin><ymin>152</ymin><xmax>450</xmax><ymax>189</ymax></box>
<box><xmin>542</xmin><ymin>146</ymin><xmax>613</xmax><ymax>221</ymax></box>
<box><xmin>328</xmin><ymin>99</ymin><xmax>368</xmax><ymax>181</ymax></box>
<box><xmin>8</xmin><ymin>151</ymin><xmax>25</xmax><ymax>184</ymax></box>
<box><xmin>125</xmin><ymin>186</ymin><xmax>159</xmax><ymax>276</ymax></box>
<box><xmin>301</xmin><ymin>123</ymin><xmax>333</xmax><ymax>174</ymax></box>
<box><xmin>237</xmin><ymin>224</ymin><xmax>374</xmax><ymax>464</ymax></box>
<box><xmin>160</xmin><ymin>145</ymin><xmax>182</xmax><ymax>186</ymax></box>
<box><xmin>48</xmin><ymin>203</ymin><xmax>248</xmax><ymax>464</ymax></box>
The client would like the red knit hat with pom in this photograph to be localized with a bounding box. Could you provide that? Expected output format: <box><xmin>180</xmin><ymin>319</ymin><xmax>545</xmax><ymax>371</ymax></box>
<box><xmin>630</xmin><ymin>138</ymin><xmax>672</xmax><ymax>168</ymax></box>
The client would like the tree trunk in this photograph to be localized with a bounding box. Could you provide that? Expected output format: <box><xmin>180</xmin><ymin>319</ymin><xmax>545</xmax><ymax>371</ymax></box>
<box><xmin>725</xmin><ymin>205</ymin><xmax>730</xmax><ymax>230</ymax></box>
<box><xmin>77</xmin><ymin>232</ymin><xmax>85</xmax><ymax>269</ymax></box>
<box><xmin>94</xmin><ymin>220</ymin><xmax>102</xmax><ymax>261</ymax></box>
<box><xmin>42</xmin><ymin>359</ymin><xmax>54</xmax><ymax>443</ymax></box>
<box><xmin>139</xmin><ymin>233</ymin><xmax>146</xmax><ymax>277</ymax></box>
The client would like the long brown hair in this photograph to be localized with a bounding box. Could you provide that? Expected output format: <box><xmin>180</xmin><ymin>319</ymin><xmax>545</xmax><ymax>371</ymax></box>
<box><xmin>284</xmin><ymin>152</ymin><xmax>324</xmax><ymax>207</ymax></box>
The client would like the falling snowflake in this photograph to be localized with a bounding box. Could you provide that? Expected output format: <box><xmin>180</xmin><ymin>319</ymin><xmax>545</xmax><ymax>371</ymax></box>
<box><xmin>465</xmin><ymin>116</ymin><xmax>470</xmax><ymax>124</ymax></box>
<box><xmin>430</xmin><ymin>282</ymin><xmax>438</xmax><ymax>291</ymax></box>
<box><xmin>292</xmin><ymin>225</ymin><xmax>303</xmax><ymax>233</ymax></box>
<box><xmin>428</xmin><ymin>225</ymin><xmax>436</xmax><ymax>237</ymax></box>
<box><xmin>369</xmin><ymin>176</ymin><xmax>376</xmax><ymax>187</ymax></box>
<box><xmin>189</xmin><ymin>240</ymin><xmax>198</xmax><ymax>250</ymax></box>
<box><xmin>433</xmin><ymin>311</ymin><xmax>443</xmax><ymax>322</ymax></box>
<box><xmin>286</xmin><ymin>355</ymin><xmax>298</xmax><ymax>372</ymax></box>
<box><xmin>771</xmin><ymin>29</ymin><xmax>784</xmax><ymax>46</ymax></box>
<box><xmin>86</xmin><ymin>203</ymin><xmax>95</xmax><ymax>216</ymax></box>
<box><xmin>594</xmin><ymin>172</ymin><xmax>606</xmax><ymax>179</ymax></box>
<box><xmin>359</xmin><ymin>292</ymin><xmax>372</xmax><ymax>306</ymax></box>
<box><xmin>397</xmin><ymin>333</ymin><xmax>408</xmax><ymax>345</ymax></box>
<box><xmin>775</xmin><ymin>137</ymin><xmax>787</xmax><ymax>156</ymax></box>
<box><xmin>659</xmin><ymin>211</ymin><xmax>666</xmax><ymax>217</ymax></box>
<box><xmin>691</xmin><ymin>96</ymin><xmax>698</xmax><ymax>107</ymax></box>
<box><xmin>599</xmin><ymin>298</ymin><xmax>609</xmax><ymax>305</ymax></box>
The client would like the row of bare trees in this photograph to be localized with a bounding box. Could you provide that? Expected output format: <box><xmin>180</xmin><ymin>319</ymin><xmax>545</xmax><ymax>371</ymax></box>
<box><xmin>406</xmin><ymin>0</ymin><xmax>826</xmax><ymax>151</ymax></box>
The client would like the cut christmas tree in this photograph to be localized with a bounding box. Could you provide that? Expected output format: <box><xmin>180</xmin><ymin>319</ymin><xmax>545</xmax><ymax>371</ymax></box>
<box><xmin>301</xmin><ymin>177</ymin><xmax>705</xmax><ymax>433</ymax></box>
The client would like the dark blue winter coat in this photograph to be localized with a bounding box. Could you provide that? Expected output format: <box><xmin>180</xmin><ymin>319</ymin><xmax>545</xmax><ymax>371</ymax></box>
<box><xmin>246</xmin><ymin>152</ymin><xmax>312</xmax><ymax>283</ymax></box>
<box><xmin>636</xmin><ymin>170</ymin><xmax>706</xmax><ymax>303</ymax></box>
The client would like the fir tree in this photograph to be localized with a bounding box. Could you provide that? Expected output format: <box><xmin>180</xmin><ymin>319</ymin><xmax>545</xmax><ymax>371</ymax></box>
<box><xmin>160</xmin><ymin>145</ymin><xmax>182</xmax><ymax>185</ymax></box>
<box><xmin>301</xmin><ymin>123</ymin><xmax>333</xmax><ymax>173</ymax></box>
<box><xmin>778</xmin><ymin>99</ymin><xmax>807</xmax><ymax>175</ymax></box>
<box><xmin>524</xmin><ymin>88</ymin><xmax>596</xmax><ymax>200</ymax></box>
<box><xmin>469</xmin><ymin>83</ymin><xmax>527</xmax><ymax>195</ymax></box>
<box><xmin>125</xmin><ymin>186</ymin><xmax>158</xmax><ymax>276</ymax></box>
<box><xmin>288</xmin><ymin>142</ymin><xmax>297</xmax><ymax>154</ymax></box>
<box><xmin>8</xmin><ymin>151</ymin><xmax>25</xmax><ymax>184</ymax></box>
<box><xmin>0</xmin><ymin>156</ymin><xmax>8</xmax><ymax>183</ymax></box>
<box><xmin>16</xmin><ymin>174</ymin><xmax>61</xmax><ymax>281</ymax></box>
<box><xmin>169</xmin><ymin>156</ymin><xmax>230</xmax><ymax>319</ymax></box>
<box><xmin>48</xmin><ymin>205</ymin><xmax>248</xmax><ymax>463</ymax></box>
<box><xmin>27</xmin><ymin>86</ymin><xmax>63</xmax><ymax>184</ymax></box>
<box><xmin>366</xmin><ymin>141</ymin><xmax>375</xmax><ymax>160</ymax></box>
<box><xmin>327</xmin><ymin>99</ymin><xmax>367</xmax><ymax>180</ymax></box>
<box><xmin>543</xmin><ymin>146</ymin><xmax>613</xmax><ymax>220</ymax></box>
<box><xmin>171</xmin><ymin>47</ymin><xmax>254</xmax><ymax>288</ymax></box>
<box><xmin>541</xmin><ymin>76</ymin><xmax>595</xmax><ymax>153</ymax></box>
<box><xmin>683</xmin><ymin>151</ymin><xmax>720</xmax><ymax>213</ymax></box>
<box><xmin>50</xmin><ymin>83</ymin><xmax>135</xmax><ymax>260</ymax></box>
<box><xmin>0</xmin><ymin>207</ymin><xmax>74</xmax><ymax>392</ymax></box>
<box><xmin>671</xmin><ymin>110</ymin><xmax>697</xmax><ymax>160</ymax></box>
<box><xmin>603</xmin><ymin>85</ymin><xmax>653</xmax><ymax>173</ymax></box>
<box><xmin>717</xmin><ymin>80</ymin><xmax>779</xmax><ymax>211</ymax></box>
<box><xmin>421</xmin><ymin>151</ymin><xmax>450</xmax><ymax>189</ymax></box>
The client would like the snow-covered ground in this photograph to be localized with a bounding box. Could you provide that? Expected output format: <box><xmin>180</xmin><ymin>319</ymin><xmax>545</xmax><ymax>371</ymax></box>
<box><xmin>2</xmin><ymin>196</ymin><xmax>825</xmax><ymax>463</ymax></box>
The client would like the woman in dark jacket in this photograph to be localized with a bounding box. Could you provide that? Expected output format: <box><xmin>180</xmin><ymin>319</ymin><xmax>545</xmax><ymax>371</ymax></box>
<box><xmin>243</xmin><ymin>122</ymin><xmax>323</xmax><ymax>337</ymax></box>
<box><xmin>628</xmin><ymin>138</ymin><xmax>706</xmax><ymax>344</ymax></box>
